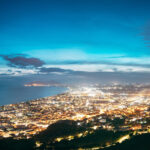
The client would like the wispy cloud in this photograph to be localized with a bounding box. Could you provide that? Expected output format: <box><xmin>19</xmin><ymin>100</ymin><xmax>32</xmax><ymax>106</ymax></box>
<box><xmin>44</xmin><ymin>56</ymin><xmax>150</xmax><ymax>69</ymax></box>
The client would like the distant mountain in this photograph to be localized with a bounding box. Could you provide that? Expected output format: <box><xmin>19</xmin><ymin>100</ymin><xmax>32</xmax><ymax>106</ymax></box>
<box><xmin>24</xmin><ymin>81</ymin><xmax>64</xmax><ymax>87</ymax></box>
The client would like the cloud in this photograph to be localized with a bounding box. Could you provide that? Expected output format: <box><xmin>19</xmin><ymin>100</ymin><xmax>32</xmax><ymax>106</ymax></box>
<box><xmin>39</xmin><ymin>67</ymin><xmax>73</xmax><ymax>73</ymax></box>
<box><xmin>1</xmin><ymin>53</ymin><xmax>150</xmax><ymax>76</ymax></box>
<box><xmin>45</xmin><ymin>58</ymin><xmax>150</xmax><ymax>69</ymax></box>
<box><xmin>44</xmin><ymin>63</ymin><xmax>150</xmax><ymax>73</ymax></box>
<box><xmin>141</xmin><ymin>22</ymin><xmax>150</xmax><ymax>47</ymax></box>
<box><xmin>0</xmin><ymin>54</ymin><xmax>45</xmax><ymax>68</ymax></box>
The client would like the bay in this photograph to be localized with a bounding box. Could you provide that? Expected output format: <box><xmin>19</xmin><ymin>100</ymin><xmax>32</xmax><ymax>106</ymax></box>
<box><xmin>0</xmin><ymin>86</ymin><xmax>67</xmax><ymax>106</ymax></box>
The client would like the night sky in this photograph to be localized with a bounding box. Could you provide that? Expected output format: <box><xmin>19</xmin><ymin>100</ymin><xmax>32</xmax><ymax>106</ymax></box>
<box><xmin>0</xmin><ymin>0</ymin><xmax>150</xmax><ymax>76</ymax></box>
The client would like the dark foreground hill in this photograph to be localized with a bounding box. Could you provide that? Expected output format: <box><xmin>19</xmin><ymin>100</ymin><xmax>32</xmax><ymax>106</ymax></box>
<box><xmin>0</xmin><ymin>120</ymin><xmax>150</xmax><ymax>150</ymax></box>
<box><xmin>103</xmin><ymin>133</ymin><xmax>150</xmax><ymax>150</ymax></box>
<box><xmin>36</xmin><ymin>120</ymin><xmax>85</xmax><ymax>142</ymax></box>
<box><xmin>0</xmin><ymin>138</ymin><xmax>35</xmax><ymax>150</ymax></box>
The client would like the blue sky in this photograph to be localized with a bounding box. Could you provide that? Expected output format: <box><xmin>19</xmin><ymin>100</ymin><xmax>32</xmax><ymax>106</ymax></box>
<box><xmin>0</xmin><ymin>0</ymin><xmax>150</xmax><ymax>75</ymax></box>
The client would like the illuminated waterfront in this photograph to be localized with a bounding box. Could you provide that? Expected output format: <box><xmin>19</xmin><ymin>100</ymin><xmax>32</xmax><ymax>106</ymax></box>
<box><xmin>0</xmin><ymin>84</ymin><xmax>150</xmax><ymax>140</ymax></box>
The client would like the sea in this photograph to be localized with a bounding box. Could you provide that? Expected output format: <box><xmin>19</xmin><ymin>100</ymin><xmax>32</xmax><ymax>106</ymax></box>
<box><xmin>0</xmin><ymin>86</ymin><xmax>68</xmax><ymax>106</ymax></box>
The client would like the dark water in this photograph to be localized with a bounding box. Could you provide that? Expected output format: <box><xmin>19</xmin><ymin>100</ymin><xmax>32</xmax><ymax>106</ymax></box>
<box><xmin>0</xmin><ymin>86</ymin><xmax>67</xmax><ymax>106</ymax></box>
